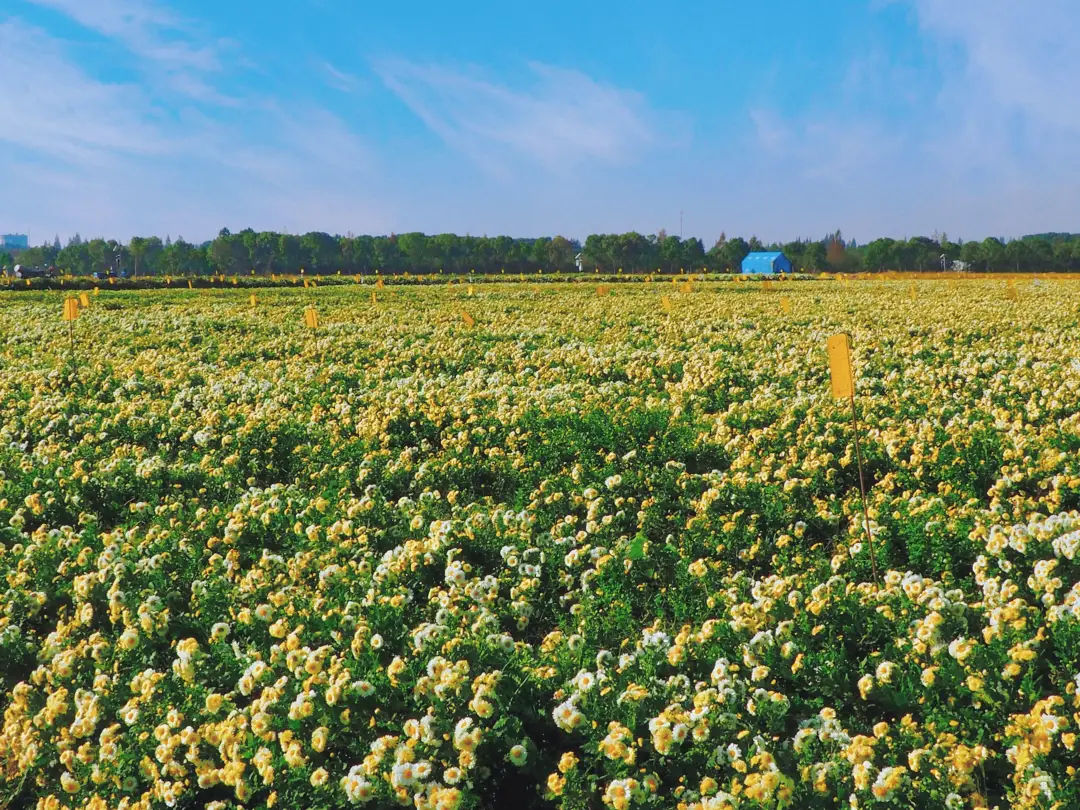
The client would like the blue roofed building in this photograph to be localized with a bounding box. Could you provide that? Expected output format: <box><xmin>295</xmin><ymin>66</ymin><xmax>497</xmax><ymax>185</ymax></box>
<box><xmin>741</xmin><ymin>251</ymin><xmax>792</xmax><ymax>274</ymax></box>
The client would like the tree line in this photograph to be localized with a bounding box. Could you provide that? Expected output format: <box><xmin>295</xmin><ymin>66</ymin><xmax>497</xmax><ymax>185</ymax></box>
<box><xmin>4</xmin><ymin>228</ymin><xmax>1080</xmax><ymax>276</ymax></box>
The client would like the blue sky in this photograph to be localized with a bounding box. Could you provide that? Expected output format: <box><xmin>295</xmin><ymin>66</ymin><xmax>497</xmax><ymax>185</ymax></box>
<box><xmin>1</xmin><ymin>0</ymin><xmax>1077</xmax><ymax>245</ymax></box>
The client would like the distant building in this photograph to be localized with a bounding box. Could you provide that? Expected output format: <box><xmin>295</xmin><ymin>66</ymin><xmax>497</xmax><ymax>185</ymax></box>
<box><xmin>1</xmin><ymin>234</ymin><xmax>29</xmax><ymax>251</ymax></box>
<box><xmin>741</xmin><ymin>251</ymin><xmax>793</xmax><ymax>274</ymax></box>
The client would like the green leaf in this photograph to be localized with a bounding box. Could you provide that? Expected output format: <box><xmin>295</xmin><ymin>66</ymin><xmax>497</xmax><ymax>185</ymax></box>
<box><xmin>627</xmin><ymin>533</ymin><xmax>647</xmax><ymax>561</ymax></box>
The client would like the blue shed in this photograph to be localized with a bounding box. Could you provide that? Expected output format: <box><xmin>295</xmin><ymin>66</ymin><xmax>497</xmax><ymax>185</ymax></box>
<box><xmin>741</xmin><ymin>251</ymin><xmax>792</xmax><ymax>274</ymax></box>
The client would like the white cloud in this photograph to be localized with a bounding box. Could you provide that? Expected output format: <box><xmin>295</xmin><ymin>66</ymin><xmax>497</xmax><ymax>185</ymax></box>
<box><xmin>375</xmin><ymin>59</ymin><xmax>655</xmax><ymax>173</ymax></box>
<box><xmin>748</xmin><ymin>107</ymin><xmax>904</xmax><ymax>183</ymax></box>
<box><xmin>26</xmin><ymin>0</ymin><xmax>221</xmax><ymax>72</ymax></box>
<box><xmin>734</xmin><ymin>1</ymin><xmax>1080</xmax><ymax>239</ymax></box>
<box><xmin>0</xmin><ymin>12</ymin><xmax>385</xmax><ymax>241</ymax></box>
<box><xmin>321</xmin><ymin>60</ymin><xmax>364</xmax><ymax>93</ymax></box>
<box><xmin>908</xmin><ymin>0</ymin><xmax>1080</xmax><ymax>134</ymax></box>
<box><xmin>0</xmin><ymin>20</ymin><xmax>171</xmax><ymax>164</ymax></box>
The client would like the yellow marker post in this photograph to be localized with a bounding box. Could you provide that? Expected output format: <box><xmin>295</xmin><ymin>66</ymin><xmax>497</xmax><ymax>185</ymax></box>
<box><xmin>1006</xmin><ymin>279</ymin><xmax>1019</xmax><ymax>301</ymax></box>
<box><xmin>304</xmin><ymin>306</ymin><xmax>319</xmax><ymax>329</ymax></box>
<box><xmin>188</xmin><ymin>280</ymin><xmax>193</xmax><ymax>289</ymax></box>
<box><xmin>468</xmin><ymin>285</ymin><xmax>475</xmax><ymax>296</ymax></box>
<box><xmin>250</xmin><ymin>293</ymin><xmax>257</xmax><ymax>307</ymax></box>
<box><xmin>780</xmin><ymin>297</ymin><xmax>791</xmax><ymax>315</ymax></box>
<box><xmin>461</xmin><ymin>311</ymin><xmax>475</xmax><ymax>328</ymax></box>
<box><xmin>63</xmin><ymin>296</ymin><xmax>79</xmax><ymax>366</ymax></box>
<box><xmin>596</xmin><ymin>285</ymin><xmax>610</xmax><ymax>297</ymax></box>
<box><xmin>826</xmin><ymin>333</ymin><xmax>877</xmax><ymax>582</ymax></box>
<box><xmin>376</xmin><ymin>278</ymin><xmax>384</xmax><ymax>290</ymax></box>
<box><xmin>79</xmin><ymin>292</ymin><xmax>91</xmax><ymax>309</ymax></box>
<box><xmin>908</xmin><ymin>282</ymin><xmax>917</xmax><ymax>301</ymax></box>
<box><xmin>679</xmin><ymin>281</ymin><xmax>692</xmax><ymax>294</ymax></box>
<box><xmin>661</xmin><ymin>295</ymin><xmax>673</xmax><ymax>313</ymax></box>
<box><xmin>827</xmin><ymin>334</ymin><xmax>854</xmax><ymax>399</ymax></box>
<box><xmin>762</xmin><ymin>280</ymin><xmax>774</xmax><ymax>291</ymax></box>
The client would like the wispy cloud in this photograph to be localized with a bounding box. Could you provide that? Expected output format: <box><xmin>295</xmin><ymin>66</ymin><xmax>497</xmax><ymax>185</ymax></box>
<box><xmin>733</xmin><ymin>0</ymin><xmax>1080</xmax><ymax>239</ymax></box>
<box><xmin>26</xmin><ymin>0</ymin><xmax>221</xmax><ymax>72</ymax></box>
<box><xmin>321</xmin><ymin>60</ymin><xmax>364</xmax><ymax>93</ymax></box>
<box><xmin>748</xmin><ymin>107</ymin><xmax>904</xmax><ymax>182</ymax></box>
<box><xmin>375</xmin><ymin>59</ymin><xmax>655</xmax><ymax>173</ymax></box>
<box><xmin>0</xmin><ymin>20</ymin><xmax>172</xmax><ymax>164</ymax></box>
<box><xmin>902</xmin><ymin>0</ymin><xmax>1080</xmax><ymax>224</ymax></box>
<box><xmin>908</xmin><ymin>0</ymin><xmax>1080</xmax><ymax>134</ymax></box>
<box><xmin>0</xmin><ymin>5</ymin><xmax>386</xmax><ymax>240</ymax></box>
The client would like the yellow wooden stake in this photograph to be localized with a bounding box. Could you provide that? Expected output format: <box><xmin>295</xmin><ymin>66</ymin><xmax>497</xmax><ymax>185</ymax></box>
<box><xmin>826</xmin><ymin>332</ymin><xmax>877</xmax><ymax>582</ymax></box>
<box><xmin>661</xmin><ymin>295</ymin><xmax>673</xmax><ymax>313</ymax></box>
<box><xmin>371</xmin><ymin>291</ymin><xmax>377</xmax><ymax>305</ymax></box>
<box><xmin>780</xmin><ymin>297</ymin><xmax>791</xmax><ymax>315</ymax></box>
<box><xmin>250</xmin><ymin>293</ymin><xmax>257</xmax><ymax>307</ymax></box>
<box><xmin>461</xmin><ymin>311</ymin><xmax>475</xmax><ymax>328</ymax></box>
<box><xmin>762</xmin><ymin>280</ymin><xmax>774</xmax><ymax>290</ymax></box>
<box><xmin>596</xmin><ymin>285</ymin><xmax>610</xmax><ymax>297</ymax></box>
<box><xmin>376</xmin><ymin>278</ymin><xmax>384</xmax><ymax>289</ymax></box>
<box><xmin>304</xmin><ymin>306</ymin><xmax>319</xmax><ymax>328</ymax></box>
<box><xmin>468</xmin><ymin>284</ymin><xmax>475</xmax><ymax>296</ymax></box>
<box><xmin>79</xmin><ymin>292</ymin><xmax>91</xmax><ymax>309</ymax></box>
<box><xmin>63</xmin><ymin>297</ymin><xmax>80</xmax><ymax>367</ymax></box>
<box><xmin>188</xmin><ymin>280</ymin><xmax>193</xmax><ymax>289</ymax></box>
<box><xmin>826</xmin><ymin>333</ymin><xmax>854</xmax><ymax>399</ymax></box>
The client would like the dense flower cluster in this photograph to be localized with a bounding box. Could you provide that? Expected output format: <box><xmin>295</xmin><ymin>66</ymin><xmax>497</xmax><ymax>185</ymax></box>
<box><xmin>2</xmin><ymin>279</ymin><xmax>1080</xmax><ymax>809</ymax></box>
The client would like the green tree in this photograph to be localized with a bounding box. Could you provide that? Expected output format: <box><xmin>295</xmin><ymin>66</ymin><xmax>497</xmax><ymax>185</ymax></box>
<box><xmin>720</xmin><ymin>237</ymin><xmax>749</xmax><ymax>271</ymax></box>
<box><xmin>300</xmin><ymin>231</ymin><xmax>339</xmax><ymax>274</ymax></box>
<box><xmin>278</xmin><ymin>234</ymin><xmax>302</xmax><ymax>273</ymax></box>
<box><xmin>57</xmin><ymin>241</ymin><xmax>91</xmax><ymax>275</ymax></box>
<box><xmin>129</xmin><ymin>236</ymin><xmax>147</xmax><ymax>278</ymax></box>
<box><xmin>980</xmin><ymin>237</ymin><xmax>1004</xmax><ymax>272</ymax></box>
<box><xmin>209</xmin><ymin>230</ymin><xmax>246</xmax><ymax>275</ymax></box>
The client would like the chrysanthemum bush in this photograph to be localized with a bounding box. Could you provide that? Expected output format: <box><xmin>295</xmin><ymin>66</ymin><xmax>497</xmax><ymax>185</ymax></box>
<box><xmin>2</xmin><ymin>279</ymin><xmax>1080</xmax><ymax>810</ymax></box>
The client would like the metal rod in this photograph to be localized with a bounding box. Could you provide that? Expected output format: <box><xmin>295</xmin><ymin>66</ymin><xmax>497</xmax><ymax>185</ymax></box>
<box><xmin>849</xmin><ymin>391</ymin><xmax>878</xmax><ymax>582</ymax></box>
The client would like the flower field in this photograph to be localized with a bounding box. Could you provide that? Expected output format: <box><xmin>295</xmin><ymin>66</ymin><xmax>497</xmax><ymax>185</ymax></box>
<box><xmin>3</xmin><ymin>278</ymin><xmax>1080</xmax><ymax>810</ymax></box>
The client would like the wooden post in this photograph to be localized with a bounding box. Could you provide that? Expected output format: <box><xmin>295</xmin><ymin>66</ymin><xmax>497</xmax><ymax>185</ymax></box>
<box><xmin>827</xmin><ymin>333</ymin><xmax>878</xmax><ymax>582</ymax></box>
